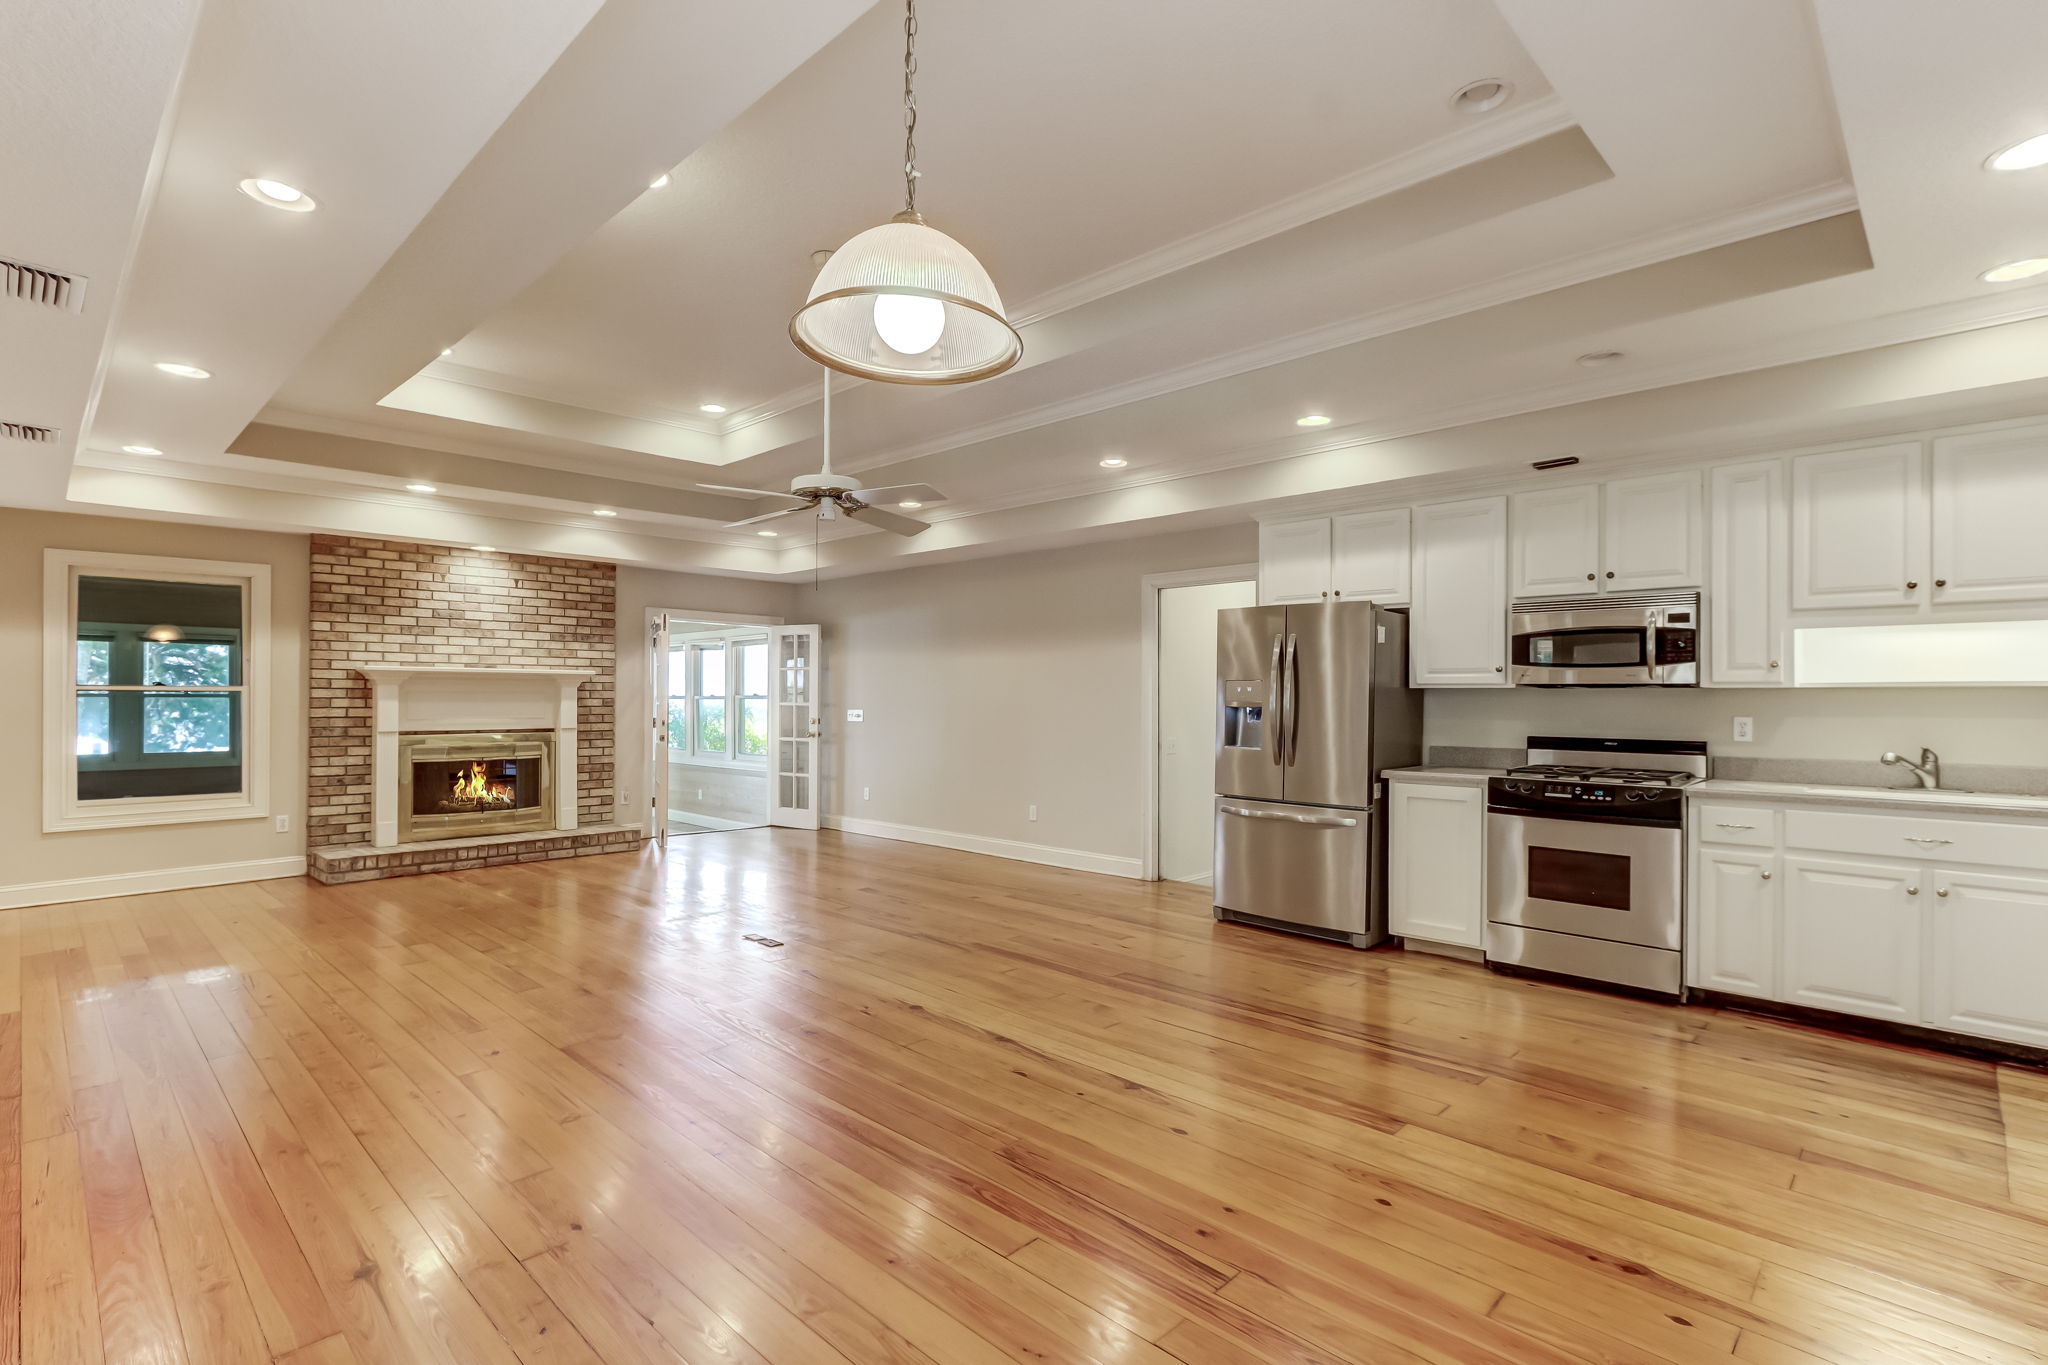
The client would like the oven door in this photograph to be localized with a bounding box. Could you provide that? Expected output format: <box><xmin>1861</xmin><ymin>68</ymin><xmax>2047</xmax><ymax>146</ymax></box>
<box><xmin>1486</xmin><ymin>811</ymin><xmax>1681</xmax><ymax>950</ymax></box>
<box><xmin>1510</xmin><ymin>603</ymin><xmax>1655</xmax><ymax>685</ymax></box>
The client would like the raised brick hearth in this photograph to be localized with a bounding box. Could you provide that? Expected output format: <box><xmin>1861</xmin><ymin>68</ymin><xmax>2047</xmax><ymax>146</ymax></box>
<box><xmin>308</xmin><ymin>536</ymin><xmax>634</xmax><ymax>879</ymax></box>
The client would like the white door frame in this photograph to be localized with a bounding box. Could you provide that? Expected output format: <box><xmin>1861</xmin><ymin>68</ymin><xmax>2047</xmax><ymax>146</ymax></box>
<box><xmin>646</xmin><ymin>607</ymin><xmax>782</xmax><ymax>839</ymax></box>
<box><xmin>1138</xmin><ymin>564</ymin><xmax>1258</xmax><ymax>882</ymax></box>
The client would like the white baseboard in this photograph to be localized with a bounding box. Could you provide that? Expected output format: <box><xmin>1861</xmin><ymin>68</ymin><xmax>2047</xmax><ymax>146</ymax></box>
<box><xmin>0</xmin><ymin>856</ymin><xmax>308</xmax><ymax>911</ymax></box>
<box><xmin>823</xmin><ymin>815</ymin><xmax>1142</xmax><ymax>879</ymax></box>
<box><xmin>666</xmin><ymin>812</ymin><xmax>763</xmax><ymax>833</ymax></box>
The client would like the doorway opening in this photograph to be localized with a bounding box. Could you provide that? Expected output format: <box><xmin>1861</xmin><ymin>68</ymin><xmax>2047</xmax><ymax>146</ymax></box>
<box><xmin>1142</xmin><ymin>567</ymin><xmax>1258</xmax><ymax>883</ymax></box>
<box><xmin>658</xmin><ymin>617</ymin><xmax>773</xmax><ymax>837</ymax></box>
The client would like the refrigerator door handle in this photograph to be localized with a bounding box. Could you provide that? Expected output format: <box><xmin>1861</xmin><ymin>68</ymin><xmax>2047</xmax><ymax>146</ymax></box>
<box><xmin>1267</xmin><ymin>632</ymin><xmax>1285</xmax><ymax>765</ymax></box>
<box><xmin>1218</xmin><ymin>804</ymin><xmax>1358</xmax><ymax>828</ymax></box>
<box><xmin>1282</xmin><ymin>633</ymin><xmax>1300</xmax><ymax>767</ymax></box>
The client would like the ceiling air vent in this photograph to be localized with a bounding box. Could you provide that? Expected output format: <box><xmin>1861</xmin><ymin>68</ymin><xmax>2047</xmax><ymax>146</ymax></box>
<box><xmin>2</xmin><ymin>421</ymin><xmax>58</xmax><ymax>443</ymax></box>
<box><xmin>2</xmin><ymin>256</ymin><xmax>87</xmax><ymax>313</ymax></box>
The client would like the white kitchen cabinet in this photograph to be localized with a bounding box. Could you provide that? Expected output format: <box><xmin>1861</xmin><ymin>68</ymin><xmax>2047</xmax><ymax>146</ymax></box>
<box><xmin>1410</xmin><ymin>496</ymin><xmax>1509</xmax><ymax>686</ymax></box>
<box><xmin>1790</xmin><ymin>443</ymin><xmax>1927</xmax><ymax>610</ymax></box>
<box><xmin>1930</xmin><ymin>425</ymin><xmax>2048</xmax><ymax>606</ymax></box>
<box><xmin>1604</xmin><ymin>470</ymin><xmax>1704</xmax><ymax>593</ymax></box>
<box><xmin>1690</xmin><ymin>847</ymin><xmax>1779</xmax><ymax>998</ymax></box>
<box><xmin>1923</xmin><ymin>867</ymin><xmax>2048</xmax><ymax>1047</ymax></box>
<box><xmin>1510</xmin><ymin>484</ymin><xmax>1601</xmax><ymax>598</ymax></box>
<box><xmin>1330</xmin><ymin>509</ymin><xmax>1411</xmax><ymax>603</ymax></box>
<box><xmin>1259</xmin><ymin>518</ymin><xmax>1333</xmax><ymax>604</ymax></box>
<box><xmin>1388</xmin><ymin>780</ymin><xmax>1486</xmax><ymax>948</ymax></box>
<box><xmin>1707</xmin><ymin>460</ymin><xmax>1788</xmax><ymax>685</ymax></box>
<box><xmin>1777</xmin><ymin>854</ymin><xmax>1922</xmax><ymax>1024</ymax></box>
<box><xmin>1510</xmin><ymin>473</ymin><xmax>1701</xmax><ymax>598</ymax></box>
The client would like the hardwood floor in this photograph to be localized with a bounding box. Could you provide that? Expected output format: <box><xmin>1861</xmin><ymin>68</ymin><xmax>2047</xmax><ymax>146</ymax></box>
<box><xmin>4</xmin><ymin>828</ymin><xmax>2046</xmax><ymax>1364</ymax></box>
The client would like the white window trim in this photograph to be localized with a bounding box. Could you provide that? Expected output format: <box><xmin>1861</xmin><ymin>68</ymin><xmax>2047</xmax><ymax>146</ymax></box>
<box><xmin>43</xmin><ymin>549</ymin><xmax>272</xmax><ymax>832</ymax></box>
<box><xmin>665</xmin><ymin>626</ymin><xmax>769</xmax><ymax>769</ymax></box>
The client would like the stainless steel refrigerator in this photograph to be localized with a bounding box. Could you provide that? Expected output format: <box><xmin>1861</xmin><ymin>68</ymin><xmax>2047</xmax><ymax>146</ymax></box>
<box><xmin>1212</xmin><ymin>602</ymin><xmax>1422</xmax><ymax>946</ymax></box>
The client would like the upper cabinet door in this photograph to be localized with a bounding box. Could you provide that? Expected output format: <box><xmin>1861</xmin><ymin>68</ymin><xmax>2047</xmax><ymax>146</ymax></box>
<box><xmin>1931</xmin><ymin>425</ymin><xmax>2048</xmax><ymax>606</ymax></box>
<box><xmin>1510</xmin><ymin>484</ymin><xmax>1600</xmax><ymax>598</ymax></box>
<box><xmin>1707</xmin><ymin>461</ymin><xmax>1787</xmax><ymax>685</ymax></box>
<box><xmin>1258</xmin><ymin>518</ymin><xmax>1331</xmax><ymax>605</ymax></box>
<box><xmin>1603</xmin><ymin>470</ymin><xmax>1703</xmax><ymax>592</ymax></box>
<box><xmin>1330</xmin><ymin>508</ymin><xmax>1411</xmax><ymax>603</ymax></box>
<box><xmin>1410</xmin><ymin>496</ymin><xmax>1509</xmax><ymax>686</ymax></box>
<box><xmin>1791</xmin><ymin>443</ymin><xmax>1927</xmax><ymax>610</ymax></box>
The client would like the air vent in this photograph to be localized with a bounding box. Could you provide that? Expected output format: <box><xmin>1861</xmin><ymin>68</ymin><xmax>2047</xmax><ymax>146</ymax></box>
<box><xmin>2</xmin><ymin>256</ymin><xmax>87</xmax><ymax>313</ymax></box>
<box><xmin>1</xmin><ymin>421</ymin><xmax>58</xmax><ymax>443</ymax></box>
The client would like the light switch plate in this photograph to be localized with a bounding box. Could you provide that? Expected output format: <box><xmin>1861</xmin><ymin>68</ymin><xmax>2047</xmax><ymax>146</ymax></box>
<box><xmin>846</xmin><ymin>708</ymin><xmax>864</xmax><ymax>722</ymax></box>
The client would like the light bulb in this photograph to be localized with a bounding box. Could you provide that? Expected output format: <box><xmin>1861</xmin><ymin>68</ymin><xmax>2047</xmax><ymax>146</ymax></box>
<box><xmin>872</xmin><ymin>293</ymin><xmax>946</xmax><ymax>355</ymax></box>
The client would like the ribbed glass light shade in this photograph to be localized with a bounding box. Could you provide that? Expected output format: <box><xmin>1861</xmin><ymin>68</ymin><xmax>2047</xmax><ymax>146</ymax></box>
<box><xmin>790</xmin><ymin>213</ymin><xmax>1022</xmax><ymax>384</ymax></box>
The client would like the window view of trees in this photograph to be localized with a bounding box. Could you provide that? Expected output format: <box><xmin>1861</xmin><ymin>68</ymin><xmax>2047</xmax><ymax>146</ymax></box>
<box><xmin>666</xmin><ymin>635</ymin><xmax>769</xmax><ymax>762</ymax></box>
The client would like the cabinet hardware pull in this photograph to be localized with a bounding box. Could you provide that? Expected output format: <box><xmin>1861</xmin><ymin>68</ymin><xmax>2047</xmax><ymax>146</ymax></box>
<box><xmin>1760</xmin><ymin>871</ymin><xmax>1772</xmax><ymax>880</ymax></box>
<box><xmin>1605</xmin><ymin>570</ymin><xmax>1615</xmax><ymax>579</ymax></box>
<box><xmin>1495</xmin><ymin>665</ymin><xmax>1505</xmax><ymax>673</ymax></box>
<box><xmin>1906</xmin><ymin>581</ymin><xmax>1919</xmax><ymax>590</ymax></box>
<box><xmin>1769</xmin><ymin>660</ymin><xmax>1780</xmax><ymax>668</ymax></box>
<box><xmin>1903</xmin><ymin>836</ymin><xmax>1953</xmax><ymax>845</ymax></box>
<box><xmin>1935</xmin><ymin>579</ymin><xmax>1947</xmax><ymax>588</ymax></box>
<box><xmin>1936</xmin><ymin>888</ymin><xmax>1950</xmax><ymax>898</ymax></box>
<box><xmin>1716</xmin><ymin>822</ymin><xmax>1755</xmax><ymax>829</ymax></box>
<box><xmin>1907</xmin><ymin>886</ymin><xmax>1919</xmax><ymax>895</ymax></box>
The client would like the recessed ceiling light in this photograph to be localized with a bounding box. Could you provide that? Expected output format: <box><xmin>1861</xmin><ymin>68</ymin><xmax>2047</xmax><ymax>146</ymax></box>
<box><xmin>237</xmin><ymin>177</ymin><xmax>316</xmax><ymax>212</ymax></box>
<box><xmin>122</xmin><ymin>444</ymin><xmax>162</xmax><ymax>456</ymax></box>
<box><xmin>1451</xmin><ymin>78</ymin><xmax>1514</xmax><ymax>114</ymax></box>
<box><xmin>1987</xmin><ymin>133</ymin><xmax>2048</xmax><ymax>173</ymax></box>
<box><xmin>1576</xmin><ymin>350</ymin><xmax>1626</xmax><ymax>367</ymax></box>
<box><xmin>1098</xmin><ymin>456</ymin><xmax>1129</xmax><ymax>468</ymax></box>
<box><xmin>1981</xmin><ymin>258</ymin><xmax>2048</xmax><ymax>283</ymax></box>
<box><xmin>154</xmin><ymin>362</ymin><xmax>211</xmax><ymax>379</ymax></box>
<box><xmin>439</xmin><ymin>347</ymin><xmax>454</xmax><ymax>358</ymax></box>
<box><xmin>897</xmin><ymin>500</ymin><xmax>924</xmax><ymax>509</ymax></box>
<box><xmin>1295</xmin><ymin>414</ymin><xmax>1332</xmax><ymax>427</ymax></box>
<box><xmin>470</xmin><ymin>545</ymin><xmax>498</xmax><ymax>553</ymax></box>
<box><xmin>405</xmin><ymin>483</ymin><xmax>438</xmax><ymax>494</ymax></box>
<box><xmin>756</xmin><ymin>529</ymin><xmax>780</xmax><ymax>537</ymax></box>
<box><xmin>699</xmin><ymin>402</ymin><xmax>728</xmax><ymax>414</ymax></box>
<box><xmin>648</xmin><ymin>173</ymin><xmax>671</xmax><ymax>190</ymax></box>
<box><xmin>592</xmin><ymin>508</ymin><xmax>617</xmax><ymax>517</ymax></box>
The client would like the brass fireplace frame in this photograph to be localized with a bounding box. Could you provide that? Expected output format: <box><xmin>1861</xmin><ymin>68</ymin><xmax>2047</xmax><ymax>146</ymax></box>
<box><xmin>396</xmin><ymin>731</ymin><xmax>555</xmax><ymax>842</ymax></box>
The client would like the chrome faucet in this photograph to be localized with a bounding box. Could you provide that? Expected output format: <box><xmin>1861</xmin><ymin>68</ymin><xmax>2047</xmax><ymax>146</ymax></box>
<box><xmin>1881</xmin><ymin>747</ymin><xmax>1941</xmax><ymax>790</ymax></box>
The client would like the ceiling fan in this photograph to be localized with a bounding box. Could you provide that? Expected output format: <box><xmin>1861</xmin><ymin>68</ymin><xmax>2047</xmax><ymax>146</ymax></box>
<box><xmin>697</xmin><ymin>372</ymin><xmax>943</xmax><ymax>537</ymax></box>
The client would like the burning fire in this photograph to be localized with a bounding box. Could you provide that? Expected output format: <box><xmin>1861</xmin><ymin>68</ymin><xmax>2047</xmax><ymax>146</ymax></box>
<box><xmin>443</xmin><ymin>760</ymin><xmax>517</xmax><ymax>811</ymax></box>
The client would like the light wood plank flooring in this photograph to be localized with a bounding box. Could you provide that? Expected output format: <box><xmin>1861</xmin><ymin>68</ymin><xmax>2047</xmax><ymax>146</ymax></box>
<box><xmin>4</xmin><ymin>828</ymin><xmax>2046</xmax><ymax>1364</ymax></box>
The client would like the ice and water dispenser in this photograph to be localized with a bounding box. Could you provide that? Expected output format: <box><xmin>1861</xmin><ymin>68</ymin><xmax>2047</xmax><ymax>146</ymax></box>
<box><xmin>1220</xmin><ymin>677</ymin><xmax>1269</xmax><ymax>752</ymax></box>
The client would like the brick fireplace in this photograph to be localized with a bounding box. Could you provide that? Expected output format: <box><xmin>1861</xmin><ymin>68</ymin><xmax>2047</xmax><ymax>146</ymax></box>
<box><xmin>305</xmin><ymin>537</ymin><xmax>639</xmax><ymax>883</ymax></box>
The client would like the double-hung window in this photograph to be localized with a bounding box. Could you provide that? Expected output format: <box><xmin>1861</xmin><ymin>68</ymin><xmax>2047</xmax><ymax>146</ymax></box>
<box><xmin>46</xmin><ymin>550</ymin><xmax>271</xmax><ymax>830</ymax></box>
<box><xmin>666</xmin><ymin>632</ymin><xmax>768</xmax><ymax>765</ymax></box>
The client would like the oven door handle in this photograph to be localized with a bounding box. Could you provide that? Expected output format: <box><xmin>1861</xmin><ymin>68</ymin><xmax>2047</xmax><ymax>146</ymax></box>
<box><xmin>1220</xmin><ymin>804</ymin><xmax>1357</xmax><ymax>828</ymax></box>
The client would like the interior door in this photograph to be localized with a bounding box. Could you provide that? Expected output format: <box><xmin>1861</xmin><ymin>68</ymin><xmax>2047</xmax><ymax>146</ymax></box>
<box><xmin>769</xmin><ymin>625</ymin><xmax>821</xmax><ymax>830</ymax></box>
<box><xmin>649</xmin><ymin>613</ymin><xmax>671</xmax><ymax>840</ymax></box>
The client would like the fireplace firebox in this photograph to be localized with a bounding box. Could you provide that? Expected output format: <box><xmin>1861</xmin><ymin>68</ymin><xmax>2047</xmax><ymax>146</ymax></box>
<box><xmin>396</xmin><ymin>732</ymin><xmax>555</xmax><ymax>842</ymax></box>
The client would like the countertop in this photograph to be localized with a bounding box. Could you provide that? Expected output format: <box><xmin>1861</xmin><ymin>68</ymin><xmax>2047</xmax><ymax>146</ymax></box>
<box><xmin>1688</xmin><ymin>778</ymin><xmax>2048</xmax><ymax>820</ymax></box>
<box><xmin>1384</xmin><ymin>766</ymin><xmax>1502</xmax><ymax>787</ymax></box>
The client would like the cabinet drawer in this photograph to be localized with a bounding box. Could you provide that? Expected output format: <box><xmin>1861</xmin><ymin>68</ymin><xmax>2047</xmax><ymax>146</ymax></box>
<box><xmin>1694</xmin><ymin>804</ymin><xmax>1778</xmax><ymax>848</ymax></box>
<box><xmin>1783</xmin><ymin>807</ymin><xmax>2048</xmax><ymax>870</ymax></box>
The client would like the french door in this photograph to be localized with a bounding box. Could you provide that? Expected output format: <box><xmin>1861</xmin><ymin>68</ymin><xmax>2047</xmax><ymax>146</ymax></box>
<box><xmin>769</xmin><ymin>625</ymin><xmax>821</xmax><ymax>829</ymax></box>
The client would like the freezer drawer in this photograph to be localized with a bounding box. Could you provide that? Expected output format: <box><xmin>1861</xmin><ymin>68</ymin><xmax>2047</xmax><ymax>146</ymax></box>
<box><xmin>1213</xmin><ymin>797</ymin><xmax>1378</xmax><ymax>941</ymax></box>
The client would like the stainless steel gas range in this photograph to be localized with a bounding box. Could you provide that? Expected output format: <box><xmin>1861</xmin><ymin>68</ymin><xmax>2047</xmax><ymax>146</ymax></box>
<box><xmin>1484</xmin><ymin>736</ymin><xmax>1708</xmax><ymax>997</ymax></box>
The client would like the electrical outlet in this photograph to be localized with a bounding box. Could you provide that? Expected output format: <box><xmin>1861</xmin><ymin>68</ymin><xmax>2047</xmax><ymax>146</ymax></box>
<box><xmin>846</xmin><ymin>708</ymin><xmax>864</xmax><ymax>722</ymax></box>
<box><xmin>1028</xmin><ymin>804</ymin><xmax>1038</xmax><ymax>822</ymax></box>
<box><xmin>1732</xmin><ymin>716</ymin><xmax>1755</xmax><ymax>743</ymax></box>
<box><xmin>861</xmin><ymin>786</ymin><xmax>871</xmax><ymax>801</ymax></box>
<box><xmin>696</xmin><ymin>787</ymin><xmax>704</xmax><ymax>800</ymax></box>
<box><xmin>274</xmin><ymin>814</ymin><xmax>291</xmax><ymax>833</ymax></box>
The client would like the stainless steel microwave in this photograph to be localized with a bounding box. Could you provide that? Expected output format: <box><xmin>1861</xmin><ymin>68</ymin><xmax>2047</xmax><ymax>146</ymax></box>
<box><xmin>1508</xmin><ymin>591</ymin><xmax>1700</xmax><ymax>686</ymax></box>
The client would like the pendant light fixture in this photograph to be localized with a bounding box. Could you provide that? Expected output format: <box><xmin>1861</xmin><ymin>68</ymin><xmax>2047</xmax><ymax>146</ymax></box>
<box><xmin>790</xmin><ymin>0</ymin><xmax>1021</xmax><ymax>385</ymax></box>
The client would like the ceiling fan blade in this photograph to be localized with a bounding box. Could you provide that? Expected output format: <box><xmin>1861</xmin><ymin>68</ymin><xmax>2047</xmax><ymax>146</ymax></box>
<box><xmin>696</xmin><ymin>482</ymin><xmax>809</xmax><ymax>501</ymax></box>
<box><xmin>841</xmin><ymin>501</ymin><xmax>930</xmax><ymax>536</ymax></box>
<box><xmin>849</xmin><ymin>482</ymin><xmax>945</xmax><ymax>504</ymax></box>
<box><xmin>725</xmin><ymin>504</ymin><xmax>814</xmax><ymax>529</ymax></box>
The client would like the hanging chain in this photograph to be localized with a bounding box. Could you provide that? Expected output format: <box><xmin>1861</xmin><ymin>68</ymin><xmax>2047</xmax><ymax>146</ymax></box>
<box><xmin>902</xmin><ymin>0</ymin><xmax>920</xmax><ymax>213</ymax></box>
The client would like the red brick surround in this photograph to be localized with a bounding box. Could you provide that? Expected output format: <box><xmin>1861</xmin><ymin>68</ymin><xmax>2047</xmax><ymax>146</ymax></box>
<box><xmin>308</xmin><ymin>537</ymin><xmax>617</xmax><ymax>848</ymax></box>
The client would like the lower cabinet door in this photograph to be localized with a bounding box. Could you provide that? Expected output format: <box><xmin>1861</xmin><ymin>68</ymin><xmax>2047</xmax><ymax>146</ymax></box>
<box><xmin>1779</xmin><ymin>855</ymin><xmax>1922</xmax><ymax>1023</ymax></box>
<box><xmin>1924</xmin><ymin>868</ymin><xmax>2048</xmax><ymax>1047</ymax></box>
<box><xmin>1388</xmin><ymin>782</ymin><xmax>1484</xmax><ymax>947</ymax></box>
<box><xmin>1690</xmin><ymin>848</ymin><xmax>1778</xmax><ymax>998</ymax></box>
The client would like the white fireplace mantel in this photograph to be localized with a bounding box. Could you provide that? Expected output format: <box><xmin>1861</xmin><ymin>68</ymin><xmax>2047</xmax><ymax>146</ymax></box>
<box><xmin>356</xmin><ymin>665</ymin><xmax>594</xmax><ymax>848</ymax></box>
